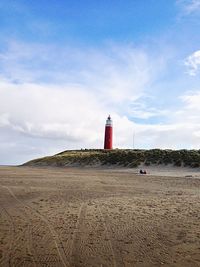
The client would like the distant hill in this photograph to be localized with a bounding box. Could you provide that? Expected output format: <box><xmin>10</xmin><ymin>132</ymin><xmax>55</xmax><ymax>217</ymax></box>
<box><xmin>23</xmin><ymin>149</ymin><xmax>200</xmax><ymax>168</ymax></box>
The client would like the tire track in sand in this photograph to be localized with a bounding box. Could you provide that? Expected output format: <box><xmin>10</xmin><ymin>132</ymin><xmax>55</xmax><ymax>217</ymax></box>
<box><xmin>1</xmin><ymin>185</ymin><xmax>70</xmax><ymax>267</ymax></box>
<box><xmin>0</xmin><ymin>207</ymin><xmax>15</xmax><ymax>267</ymax></box>
<box><xmin>70</xmin><ymin>202</ymin><xmax>87</xmax><ymax>266</ymax></box>
<box><xmin>0</xmin><ymin>204</ymin><xmax>35</xmax><ymax>267</ymax></box>
<box><xmin>0</xmin><ymin>189</ymin><xmax>42</xmax><ymax>267</ymax></box>
<box><xmin>97</xmin><ymin>205</ymin><xmax>120</xmax><ymax>267</ymax></box>
<box><xmin>69</xmin><ymin>202</ymin><xmax>85</xmax><ymax>255</ymax></box>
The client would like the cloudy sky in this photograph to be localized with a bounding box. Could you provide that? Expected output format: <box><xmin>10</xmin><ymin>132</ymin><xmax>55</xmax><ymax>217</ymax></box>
<box><xmin>1</xmin><ymin>0</ymin><xmax>200</xmax><ymax>165</ymax></box>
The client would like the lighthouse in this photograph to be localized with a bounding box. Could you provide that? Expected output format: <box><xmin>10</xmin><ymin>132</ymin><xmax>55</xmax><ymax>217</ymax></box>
<box><xmin>104</xmin><ymin>115</ymin><xmax>113</xmax><ymax>149</ymax></box>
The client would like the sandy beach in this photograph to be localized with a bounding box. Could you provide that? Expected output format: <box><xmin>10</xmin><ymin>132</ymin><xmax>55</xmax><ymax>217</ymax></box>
<box><xmin>0</xmin><ymin>166</ymin><xmax>199</xmax><ymax>267</ymax></box>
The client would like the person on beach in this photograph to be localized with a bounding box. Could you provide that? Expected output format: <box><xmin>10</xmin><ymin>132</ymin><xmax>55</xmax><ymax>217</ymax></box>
<box><xmin>139</xmin><ymin>169</ymin><xmax>147</xmax><ymax>174</ymax></box>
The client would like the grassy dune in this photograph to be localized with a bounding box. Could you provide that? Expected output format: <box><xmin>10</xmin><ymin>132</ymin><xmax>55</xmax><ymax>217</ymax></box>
<box><xmin>24</xmin><ymin>149</ymin><xmax>200</xmax><ymax>168</ymax></box>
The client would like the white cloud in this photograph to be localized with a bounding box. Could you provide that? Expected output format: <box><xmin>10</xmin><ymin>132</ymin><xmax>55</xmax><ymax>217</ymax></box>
<box><xmin>0</xmin><ymin>41</ymin><xmax>159</xmax><ymax>164</ymax></box>
<box><xmin>2</xmin><ymin>78</ymin><xmax>200</xmax><ymax>164</ymax></box>
<box><xmin>184</xmin><ymin>50</ymin><xmax>200</xmax><ymax>76</ymax></box>
<box><xmin>127</xmin><ymin>100</ymin><xmax>168</xmax><ymax>119</ymax></box>
<box><xmin>158</xmin><ymin>90</ymin><xmax>200</xmax><ymax>148</ymax></box>
<box><xmin>180</xmin><ymin>91</ymin><xmax>200</xmax><ymax>109</ymax></box>
<box><xmin>0</xmin><ymin>41</ymin><xmax>155</xmax><ymax>104</ymax></box>
<box><xmin>1</xmin><ymin>40</ymin><xmax>200</xmax><ymax>164</ymax></box>
<box><xmin>0</xmin><ymin>80</ymin><xmax>104</xmax><ymax>141</ymax></box>
<box><xmin>177</xmin><ymin>0</ymin><xmax>200</xmax><ymax>14</ymax></box>
<box><xmin>125</xmin><ymin>90</ymin><xmax>200</xmax><ymax>150</ymax></box>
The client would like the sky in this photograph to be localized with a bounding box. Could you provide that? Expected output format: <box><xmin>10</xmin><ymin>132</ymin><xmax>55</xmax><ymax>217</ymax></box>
<box><xmin>1</xmin><ymin>0</ymin><xmax>200</xmax><ymax>165</ymax></box>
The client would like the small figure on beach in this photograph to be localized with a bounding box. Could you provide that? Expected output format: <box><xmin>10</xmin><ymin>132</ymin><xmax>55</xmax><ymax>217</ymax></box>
<box><xmin>139</xmin><ymin>169</ymin><xmax>147</xmax><ymax>174</ymax></box>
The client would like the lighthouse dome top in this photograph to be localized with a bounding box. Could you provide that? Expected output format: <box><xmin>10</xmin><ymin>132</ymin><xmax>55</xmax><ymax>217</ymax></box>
<box><xmin>106</xmin><ymin>115</ymin><xmax>112</xmax><ymax>126</ymax></box>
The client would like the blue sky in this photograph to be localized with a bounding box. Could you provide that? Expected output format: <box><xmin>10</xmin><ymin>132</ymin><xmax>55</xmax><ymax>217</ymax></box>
<box><xmin>1</xmin><ymin>0</ymin><xmax>200</xmax><ymax>164</ymax></box>
<box><xmin>0</xmin><ymin>1</ymin><xmax>177</xmax><ymax>43</ymax></box>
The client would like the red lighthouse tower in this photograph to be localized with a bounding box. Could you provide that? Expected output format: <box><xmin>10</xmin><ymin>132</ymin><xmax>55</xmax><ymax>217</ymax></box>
<box><xmin>104</xmin><ymin>115</ymin><xmax>113</xmax><ymax>149</ymax></box>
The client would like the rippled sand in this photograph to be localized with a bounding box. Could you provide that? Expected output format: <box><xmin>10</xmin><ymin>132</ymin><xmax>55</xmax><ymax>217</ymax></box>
<box><xmin>0</xmin><ymin>166</ymin><xmax>199</xmax><ymax>267</ymax></box>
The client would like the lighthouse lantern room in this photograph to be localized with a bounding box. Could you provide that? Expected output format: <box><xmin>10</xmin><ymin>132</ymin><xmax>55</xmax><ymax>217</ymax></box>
<box><xmin>104</xmin><ymin>115</ymin><xmax>113</xmax><ymax>149</ymax></box>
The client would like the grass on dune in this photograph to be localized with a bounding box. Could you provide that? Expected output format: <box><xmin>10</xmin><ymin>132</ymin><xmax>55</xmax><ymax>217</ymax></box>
<box><xmin>24</xmin><ymin>149</ymin><xmax>200</xmax><ymax>168</ymax></box>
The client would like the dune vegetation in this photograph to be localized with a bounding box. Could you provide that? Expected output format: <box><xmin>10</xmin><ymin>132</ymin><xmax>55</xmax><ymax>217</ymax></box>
<box><xmin>23</xmin><ymin>149</ymin><xmax>200</xmax><ymax>168</ymax></box>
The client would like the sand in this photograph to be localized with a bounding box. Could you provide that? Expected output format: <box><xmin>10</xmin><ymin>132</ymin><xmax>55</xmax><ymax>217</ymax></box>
<box><xmin>0</xmin><ymin>166</ymin><xmax>199</xmax><ymax>267</ymax></box>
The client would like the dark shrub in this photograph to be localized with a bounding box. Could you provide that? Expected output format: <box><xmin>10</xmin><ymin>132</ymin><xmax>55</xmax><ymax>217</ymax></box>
<box><xmin>174</xmin><ymin>160</ymin><xmax>182</xmax><ymax>167</ymax></box>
